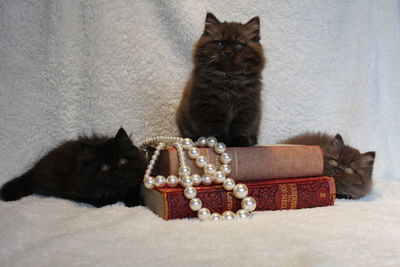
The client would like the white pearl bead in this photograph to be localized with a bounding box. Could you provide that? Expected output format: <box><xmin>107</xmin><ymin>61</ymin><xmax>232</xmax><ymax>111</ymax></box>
<box><xmin>177</xmin><ymin>152</ymin><xmax>185</xmax><ymax>159</ymax></box>
<box><xmin>223</xmin><ymin>178</ymin><xmax>235</xmax><ymax>191</ymax></box>
<box><xmin>220</xmin><ymin>152</ymin><xmax>232</xmax><ymax>164</ymax></box>
<box><xmin>241</xmin><ymin>196</ymin><xmax>257</xmax><ymax>212</ymax></box>
<box><xmin>179</xmin><ymin>156</ymin><xmax>186</xmax><ymax>165</ymax></box>
<box><xmin>222</xmin><ymin>211</ymin><xmax>236</xmax><ymax>220</ymax></box>
<box><xmin>214</xmin><ymin>142</ymin><xmax>226</xmax><ymax>154</ymax></box>
<box><xmin>181</xmin><ymin>138</ymin><xmax>194</xmax><ymax>150</ymax></box>
<box><xmin>143</xmin><ymin>176</ymin><xmax>155</xmax><ymax>189</ymax></box>
<box><xmin>233</xmin><ymin>183</ymin><xmax>248</xmax><ymax>199</ymax></box>
<box><xmin>179</xmin><ymin>175</ymin><xmax>193</xmax><ymax>187</ymax></box>
<box><xmin>206</xmin><ymin>136</ymin><xmax>218</xmax><ymax>147</ymax></box>
<box><xmin>219</xmin><ymin>164</ymin><xmax>231</xmax><ymax>175</ymax></box>
<box><xmin>236</xmin><ymin>209</ymin><xmax>250</xmax><ymax>219</ymax></box>
<box><xmin>197</xmin><ymin>136</ymin><xmax>207</xmax><ymax>147</ymax></box>
<box><xmin>204</xmin><ymin>163</ymin><xmax>217</xmax><ymax>175</ymax></box>
<box><xmin>184</xmin><ymin>186</ymin><xmax>197</xmax><ymax>199</ymax></box>
<box><xmin>189</xmin><ymin>198</ymin><xmax>202</xmax><ymax>211</ymax></box>
<box><xmin>197</xmin><ymin>208</ymin><xmax>211</xmax><ymax>221</ymax></box>
<box><xmin>154</xmin><ymin>150</ymin><xmax>160</xmax><ymax>156</ymax></box>
<box><xmin>178</xmin><ymin>165</ymin><xmax>191</xmax><ymax>176</ymax></box>
<box><xmin>166</xmin><ymin>175</ymin><xmax>179</xmax><ymax>187</ymax></box>
<box><xmin>213</xmin><ymin>171</ymin><xmax>226</xmax><ymax>184</ymax></box>
<box><xmin>148</xmin><ymin>163</ymin><xmax>155</xmax><ymax>171</ymax></box>
<box><xmin>188</xmin><ymin>147</ymin><xmax>200</xmax><ymax>159</ymax></box>
<box><xmin>195</xmin><ymin>155</ymin><xmax>208</xmax><ymax>168</ymax></box>
<box><xmin>154</xmin><ymin>175</ymin><xmax>166</xmax><ymax>187</ymax></box>
<box><xmin>158</xmin><ymin>142</ymin><xmax>165</xmax><ymax>149</ymax></box>
<box><xmin>191</xmin><ymin>174</ymin><xmax>202</xmax><ymax>186</ymax></box>
<box><xmin>202</xmin><ymin>174</ymin><xmax>213</xmax><ymax>185</ymax></box>
<box><xmin>209</xmin><ymin>212</ymin><xmax>222</xmax><ymax>221</ymax></box>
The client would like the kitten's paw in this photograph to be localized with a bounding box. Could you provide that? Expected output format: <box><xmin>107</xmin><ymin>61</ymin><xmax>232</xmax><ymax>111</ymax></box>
<box><xmin>249</xmin><ymin>136</ymin><xmax>258</xmax><ymax>146</ymax></box>
<box><xmin>215</xmin><ymin>135</ymin><xmax>229</xmax><ymax>145</ymax></box>
<box><xmin>0</xmin><ymin>179</ymin><xmax>28</xmax><ymax>201</ymax></box>
<box><xmin>0</xmin><ymin>186</ymin><xmax>22</xmax><ymax>201</ymax></box>
<box><xmin>124</xmin><ymin>197</ymin><xmax>142</xmax><ymax>207</ymax></box>
<box><xmin>230</xmin><ymin>136</ymin><xmax>257</xmax><ymax>147</ymax></box>
<box><xmin>336</xmin><ymin>193</ymin><xmax>354</xmax><ymax>199</ymax></box>
<box><xmin>123</xmin><ymin>189</ymin><xmax>142</xmax><ymax>207</ymax></box>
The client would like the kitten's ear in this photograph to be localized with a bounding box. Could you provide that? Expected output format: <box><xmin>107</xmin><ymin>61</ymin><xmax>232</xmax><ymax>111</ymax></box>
<box><xmin>115</xmin><ymin>128</ymin><xmax>129</xmax><ymax>140</ymax></box>
<box><xmin>245</xmin><ymin>16</ymin><xmax>260</xmax><ymax>42</ymax></box>
<box><xmin>80</xmin><ymin>143</ymin><xmax>94</xmax><ymax>161</ymax></box>
<box><xmin>204</xmin><ymin>12</ymin><xmax>220</xmax><ymax>35</ymax></box>
<box><xmin>331</xmin><ymin>134</ymin><xmax>344</xmax><ymax>147</ymax></box>
<box><xmin>115</xmin><ymin>127</ymin><xmax>133</xmax><ymax>146</ymax></box>
<box><xmin>359</xmin><ymin>151</ymin><xmax>376</xmax><ymax>168</ymax></box>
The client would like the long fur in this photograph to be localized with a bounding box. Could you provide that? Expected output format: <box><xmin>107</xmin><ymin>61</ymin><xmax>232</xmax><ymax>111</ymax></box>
<box><xmin>1</xmin><ymin>128</ymin><xmax>147</xmax><ymax>207</ymax></box>
<box><xmin>281</xmin><ymin>132</ymin><xmax>376</xmax><ymax>199</ymax></box>
<box><xmin>176</xmin><ymin>13</ymin><xmax>266</xmax><ymax>146</ymax></box>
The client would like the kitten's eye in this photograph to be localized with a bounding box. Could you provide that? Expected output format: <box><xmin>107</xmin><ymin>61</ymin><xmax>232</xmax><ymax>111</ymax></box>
<box><xmin>233</xmin><ymin>43</ymin><xmax>244</xmax><ymax>50</ymax></box>
<box><xmin>100</xmin><ymin>164</ymin><xmax>110</xmax><ymax>172</ymax></box>
<box><xmin>345</xmin><ymin>167</ymin><xmax>354</xmax><ymax>174</ymax></box>
<box><xmin>328</xmin><ymin>159</ymin><xmax>338</xmax><ymax>167</ymax></box>
<box><xmin>216</xmin><ymin>41</ymin><xmax>224</xmax><ymax>49</ymax></box>
<box><xmin>119</xmin><ymin>158</ymin><xmax>128</xmax><ymax>166</ymax></box>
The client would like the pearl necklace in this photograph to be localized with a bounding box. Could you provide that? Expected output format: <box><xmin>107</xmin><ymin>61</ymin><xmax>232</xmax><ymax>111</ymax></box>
<box><xmin>140</xmin><ymin>136</ymin><xmax>257</xmax><ymax>221</ymax></box>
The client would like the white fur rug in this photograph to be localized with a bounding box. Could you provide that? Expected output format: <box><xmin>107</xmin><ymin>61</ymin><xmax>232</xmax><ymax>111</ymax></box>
<box><xmin>1</xmin><ymin>0</ymin><xmax>399</xmax><ymax>266</ymax></box>
<box><xmin>1</xmin><ymin>180</ymin><xmax>400</xmax><ymax>266</ymax></box>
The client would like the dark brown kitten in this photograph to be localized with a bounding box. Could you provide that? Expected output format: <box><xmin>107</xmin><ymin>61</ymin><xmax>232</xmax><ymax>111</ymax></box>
<box><xmin>176</xmin><ymin>12</ymin><xmax>265</xmax><ymax>146</ymax></box>
<box><xmin>281</xmin><ymin>132</ymin><xmax>375</xmax><ymax>199</ymax></box>
<box><xmin>1</xmin><ymin>128</ymin><xmax>147</xmax><ymax>207</ymax></box>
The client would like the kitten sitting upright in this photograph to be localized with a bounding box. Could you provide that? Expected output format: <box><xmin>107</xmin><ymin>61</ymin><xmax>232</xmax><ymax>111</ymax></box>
<box><xmin>176</xmin><ymin>12</ymin><xmax>265</xmax><ymax>146</ymax></box>
<box><xmin>1</xmin><ymin>128</ymin><xmax>146</xmax><ymax>207</ymax></box>
<box><xmin>281</xmin><ymin>132</ymin><xmax>375</xmax><ymax>199</ymax></box>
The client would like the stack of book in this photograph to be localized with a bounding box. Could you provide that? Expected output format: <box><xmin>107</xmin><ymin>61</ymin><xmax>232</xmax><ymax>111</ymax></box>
<box><xmin>142</xmin><ymin>145</ymin><xmax>336</xmax><ymax>220</ymax></box>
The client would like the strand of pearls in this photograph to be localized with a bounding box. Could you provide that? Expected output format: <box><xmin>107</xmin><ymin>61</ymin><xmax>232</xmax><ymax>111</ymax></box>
<box><xmin>140</xmin><ymin>136</ymin><xmax>257</xmax><ymax>221</ymax></box>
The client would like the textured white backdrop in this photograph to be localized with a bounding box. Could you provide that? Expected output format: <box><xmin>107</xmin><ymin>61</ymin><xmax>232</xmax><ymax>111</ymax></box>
<box><xmin>1</xmin><ymin>0</ymin><xmax>399</xmax><ymax>183</ymax></box>
<box><xmin>0</xmin><ymin>1</ymin><xmax>399</xmax><ymax>266</ymax></box>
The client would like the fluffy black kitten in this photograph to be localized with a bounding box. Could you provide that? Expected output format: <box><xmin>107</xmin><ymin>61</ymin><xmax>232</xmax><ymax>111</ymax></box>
<box><xmin>1</xmin><ymin>128</ymin><xmax>147</xmax><ymax>207</ymax></box>
<box><xmin>281</xmin><ymin>132</ymin><xmax>375</xmax><ymax>199</ymax></box>
<box><xmin>176</xmin><ymin>12</ymin><xmax>265</xmax><ymax>146</ymax></box>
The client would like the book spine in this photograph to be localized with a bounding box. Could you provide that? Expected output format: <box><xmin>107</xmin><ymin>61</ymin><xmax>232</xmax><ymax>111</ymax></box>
<box><xmin>152</xmin><ymin>146</ymin><xmax>324</xmax><ymax>181</ymax></box>
<box><xmin>163</xmin><ymin>177</ymin><xmax>335</xmax><ymax>220</ymax></box>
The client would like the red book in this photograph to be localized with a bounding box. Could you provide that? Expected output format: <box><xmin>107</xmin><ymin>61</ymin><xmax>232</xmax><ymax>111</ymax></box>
<box><xmin>142</xmin><ymin>176</ymin><xmax>336</xmax><ymax>220</ymax></box>
<box><xmin>150</xmin><ymin>145</ymin><xmax>324</xmax><ymax>180</ymax></box>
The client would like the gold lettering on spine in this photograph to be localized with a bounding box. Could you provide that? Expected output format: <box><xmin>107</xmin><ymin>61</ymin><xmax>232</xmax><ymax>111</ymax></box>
<box><xmin>227</xmin><ymin>191</ymin><xmax>233</xmax><ymax>210</ymax></box>
<box><xmin>290</xmin><ymin>184</ymin><xmax>297</xmax><ymax>209</ymax></box>
<box><xmin>215</xmin><ymin>153</ymin><xmax>221</xmax><ymax>169</ymax></box>
<box><xmin>280</xmin><ymin>184</ymin><xmax>288</xmax><ymax>209</ymax></box>
<box><xmin>205</xmin><ymin>149</ymin><xmax>210</xmax><ymax>163</ymax></box>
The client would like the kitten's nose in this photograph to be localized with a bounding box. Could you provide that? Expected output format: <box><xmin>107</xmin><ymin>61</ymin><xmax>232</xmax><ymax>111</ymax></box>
<box><xmin>223</xmin><ymin>49</ymin><xmax>233</xmax><ymax>55</ymax></box>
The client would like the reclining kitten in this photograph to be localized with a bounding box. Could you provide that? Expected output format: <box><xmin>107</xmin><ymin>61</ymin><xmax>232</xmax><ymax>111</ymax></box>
<box><xmin>1</xmin><ymin>128</ymin><xmax>146</xmax><ymax>207</ymax></box>
<box><xmin>281</xmin><ymin>132</ymin><xmax>375</xmax><ymax>199</ymax></box>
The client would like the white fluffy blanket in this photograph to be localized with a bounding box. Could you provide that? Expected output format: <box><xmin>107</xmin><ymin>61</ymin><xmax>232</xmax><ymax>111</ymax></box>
<box><xmin>1</xmin><ymin>1</ymin><xmax>399</xmax><ymax>266</ymax></box>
